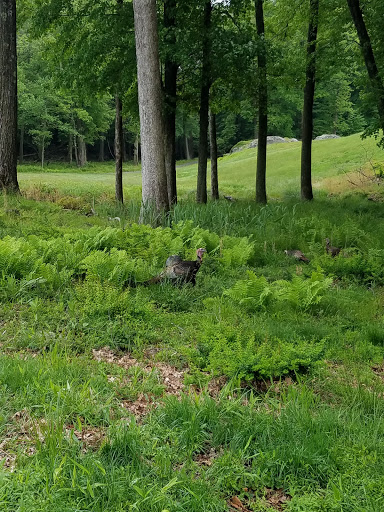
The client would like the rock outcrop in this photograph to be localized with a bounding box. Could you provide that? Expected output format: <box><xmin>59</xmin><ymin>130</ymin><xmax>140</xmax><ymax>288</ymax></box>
<box><xmin>315</xmin><ymin>134</ymin><xmax>340</xmax><ymax>140</ymax></box>
<box><xmin>231</xmin><ymin>136</ymin><xmax>298</xmax><ymax>153</ymax></box>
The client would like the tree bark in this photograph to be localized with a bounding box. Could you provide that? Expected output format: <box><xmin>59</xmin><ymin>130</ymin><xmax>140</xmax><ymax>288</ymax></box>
<box><xmin>300</xmin><ymin>0</ymin><xmax>319</xmax><ymax>201</ymax></box>
<box><xmin>68</xmin><ymin>135</ymin><xmax>73</xmax><ymax>164</ymax></box>
<box><xmin>122</xmin><ymin>128</ymin><xmax>127</xmax><ymax>162</ymax></box>
<box><xmin>77</xmin><ymin>136</ymin><xmax>87</xmax><ymax>167</ymax></box>
<box><xmin>255</xmin><ymin>0</ymin><xmax>268</xmax><ymax>204</ymax></box>
<box><xmin>115</xmin><ymin>95</ymin><xmax>123</xmax><ymax>203</ymax></box>
<box><xmin>196</xmin><ymin>1</ymin><xmax>212</xmax><ymax>204</ymax></box>
<box><xmin>133</xmin><ymin>134</ymin><xmax>139</xmax><ymax>165</ymax></box>
<box><xmin>41</xmin><ymin>139</ymin><xmax>45</xmax><ymax>169</ymax></box>
<box><xmin>19</xmin><ymin>126</ymin><xmax>24</xmax><ymax>164</ymax></box>
<box><xmin>209</xmin><ymin>110</ymin><xmax>219</xmax><ymax>200</ymax></box>
<box><xmin>0</xmin><ymin>0</ymin><xmax>19</xmax><ymax>192</ymax></box>
<box><xmin>185</xmin><ymin>134</ymin><xmax>192</xmax><ymax>160</ymax></box>
<box><xmin>74</xmin><ymin>134</ymin><xmax>79</xmax><ymax>166</ymax></box>
<box><xmin>346</xmin><ymin>0</ymin><xmax>384</xmax><ymax>131</ymax></box>
<box><xmin>99</xmin><ymin>138</ymin><xmax>105</xmax><ymax>162</ymax></box>
<box><xmin>133</xmin><ymin>0</ymin><xmax>169</xmax><ymax>215</ymax></box>
<box><xmin>164</xmin><ymin>0</ymin><xmax>178</xmax><ymax>206</ymax></box>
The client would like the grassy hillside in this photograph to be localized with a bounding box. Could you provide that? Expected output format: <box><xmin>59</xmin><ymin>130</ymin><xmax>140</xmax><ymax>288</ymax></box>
<box><xmin>0</xmin><ymin>136</ymin><xmax>384</xmax><ymax>510</ymax></box>
<box><xmin>17</xmin><ymin>133</ymin><xmax>384</xmax><ymax>201</ymax></box>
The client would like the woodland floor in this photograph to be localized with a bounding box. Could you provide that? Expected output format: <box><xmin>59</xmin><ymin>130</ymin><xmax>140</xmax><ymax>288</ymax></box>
<box><xmin>1</xmin><ymin>135</ymin><xmax>384</xmax><ymax>511</ymax></box>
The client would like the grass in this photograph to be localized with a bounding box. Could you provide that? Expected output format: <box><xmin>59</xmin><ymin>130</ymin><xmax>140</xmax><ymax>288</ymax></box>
<box><xmin>17</xmin><ymin>133</ymin><xmax>384</xmax><ymax>201</ymax></box>
<box><xmin>1</xmin><ymin>134</ymin><xmax>384</xmax><ymax>510</ymax></box>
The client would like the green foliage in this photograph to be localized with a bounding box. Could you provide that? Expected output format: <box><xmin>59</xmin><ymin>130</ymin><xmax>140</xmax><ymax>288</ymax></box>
<box><xmin>224</xmin><ymin>272</ymin><xmax>273</xmax><ymax>311</ymax></box>
<box><xmin>3</xmin><ymin>190</ymin><xmax>384</xmax><ymax>511</ymax></box>
<box><xmin>315</xmin><ymin>250</ymin><xmax>384</xmax><ymax>285</ymax></box>
<box><xmin>224</xmin><ymin>270</ymin><xmax>333</xmax><ymax>312</ymax></box>
<box><xmin>206</xmin><ymin>333</ymin><xmax>325</xmax><ymax>380</ymax></box>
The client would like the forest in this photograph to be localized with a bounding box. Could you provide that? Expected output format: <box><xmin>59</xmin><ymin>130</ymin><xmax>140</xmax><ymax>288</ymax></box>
<box><xmin>1</xmin><ymin>0</ymin><xmax>384</xmax><ymax>511</ymax></box>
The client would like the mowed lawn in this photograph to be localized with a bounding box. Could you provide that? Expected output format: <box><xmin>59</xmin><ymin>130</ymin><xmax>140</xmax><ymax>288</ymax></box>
<box><xmin>17</xmin><ymin>133</ymin><xmax>384</xmax><ymax>199</ymax></box>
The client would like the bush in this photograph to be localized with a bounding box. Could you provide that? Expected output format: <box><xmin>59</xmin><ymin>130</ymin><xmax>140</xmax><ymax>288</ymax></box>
<box><xmin>224</xmin><ymin>270</ymin><xmax>332</xmax><ymax>312</ymax></box>
<box><xmin>206</xmin><ymin>332</ymin><xmax>325</xmax><ymax>380</ymax></box>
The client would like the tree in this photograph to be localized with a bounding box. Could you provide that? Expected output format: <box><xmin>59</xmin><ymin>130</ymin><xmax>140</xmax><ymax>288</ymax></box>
<box><xmin>209</xmin><ymin>110</ymin><xmax>219</xmax><ymax>200</ymax></box>
<box><xmin>133</xmin><ymin>0</ymin><xmax>169</xmax><ymax>215</ymax></box>
<box><xmin>0</xmin><ymin>0</ymin><xmax>19</xmax><ymax>192</ymax></box>
<box><xmin>346</xmin><ymin>0</ymin><xmax>384</xmax><ymax>146</ymax></box>
<box><xmin>196</xmin><ymin>1</ymin><xmax>212</xmax><ymax>204</ymax></box>
<box><xmin>115</xmin><ymin>95</ymin><xmax>123</xmax><ymax>203</ymax></box>
<box><xmin>301</xmin><ymin>0</ymin><xmax>319</xmax><ymax>201</ymax></box>
<box><xmin>163</xmin><ymin>0</ymin><xmax>178</xmax><ymax>206</ymax></box>
<box><xmin>255</xmin><ymin>0</ymin><xmax>267</xmax><ymax>204</ymax></box>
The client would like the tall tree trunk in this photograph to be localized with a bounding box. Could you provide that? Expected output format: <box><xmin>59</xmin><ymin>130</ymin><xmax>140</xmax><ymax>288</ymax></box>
<box><xmin>300</xmin><ymin>0</ymin><xmax>319</xmax><ymax>201</ymax></box>
<box><xmin>133</xmin><ymin>0</ymin><xmax>169</xmax><ymax>215</ymax></box>
<box><xmin>0</xmin><ymin>0</ymin><xmax>19</xmax><ymax>192</ymax></box>
<box><xmin>196</xmin><ymin>1</ymin><xmax>212</xmax><ymax>204</ymax></box>
<box><xmin>74</xmin><ymin>135</ymin><xmax>79</xmax><ymax>166</ymax></box>
<box><xmin>99</xmin><ymin>138</ymin><xmax>105</xmax><ymax>162</ymax></box>
<box><xmin>68</xmin><ymin>135</ymin><xmax>73</xmax><ymax>164</ymax></box>
<box><xmin>346</xmin><ymin>0</ymin><xmax>384</xmax><ymax>131</ymax></box>
<box><xmin>185</xmin><ymin>134</ymin><xmax>192</xmax><ymax>160</ymax></box>
<box><xmin>77</xmin><ymin>137</ymin><xmax>87</xmax><ymax>167</ymax></box>
<box><xmin>164</xmin><ymin>0</ymin><xmax>178</xmax><ymax>206</ymax></box>
<box><xmin>209</xmin><ymin>110</ymin><xmax>219</xmax><ymax>200</ymax></box>
<box><xmin>255</xmin><ymin>0</ymin><xmax>268</xmax><ymax>204</ymax></box>
<box><xmin>133</xmin><ymin>134</ymin><xmax>140</xmax><ymax>165</ymax></box>
<box><xmin>122</xmin><ymin>128</ymin><xmax>127</xmax><ymax>162</ymax></box>
<box><xmin>115</xmin><ymin>95</ymin><xmax>123</xmax><ymax>203</ymax></box>
<box><xmin>41</xmin><ymin>139</ymin><xmax>45</xmax><ymax>169</ymax></box>
<box><xmin>19</xmin><ymin>126</ymin><xmax>24</xmax><ymax>164</ymax></box>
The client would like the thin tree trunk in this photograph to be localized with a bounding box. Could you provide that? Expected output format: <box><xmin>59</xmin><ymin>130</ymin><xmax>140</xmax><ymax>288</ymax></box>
<box><xmin>346</xmin><ymin>0</ymin><xmax>384</xmax><ymax>130</ymax></box>
<box><xmin>164</xmin><ymin>0</ymin><xmax>178</xmax><ymax>206</ymax></box>
<box><xmin>255</xmin><ymin>0</ymin><xmax>267</xmax><ymax>204</ymax></box>
<box><xmin>122</xmin><ymin>128</ymin><xmax>127</xmax><ymax>162</ymax></box>
<box><xmin>133</xmin><ymin>0</ymin><xmax>169</xmax><ymax>216</ymax></box>
<box><xmin>196</xmin><ymin>1</ymin><xmax>212</xmax><ymax>204</ymax></box>
<box><xmin>41</xmin><ymin>139</ymin><xmax>45</xmax><ymax>169</ymax></box>
<box><xmin>0</xmin><ymin>0</ymin><xmax>19</xmax><ymax>192</ymax></box>
<box><xmin>74</xmin><ymin>137</ymin><xmax>78</xmax><ymax>166</ymax></box>
<box><xmin>68</xmin><ymin>135</ymin><xmax>73</xmax><ymax>164</ymax></box>
<box><xmin>99</xmin><ymin>138</ymin><xmax>105</xmax><ymax>162</ymax></box>
<box><xmin>19</xmin><ymin>126</ymin><xmax>24</xmax><ymax>164</ymax></box>
<box><xmin>77</xmin><ymin>137</ymin><xmax>87</xmax><ymax>167</ymax></box>
<box><xmin>209</xmin><ymin>110</ymin><xmax>219</xmax><ymax>200</ymax></box>
<box><xmin>134</xmin><ymin>134</ymin><xmax>139</xmax><ymax>165</ymax></box>
<box><xmin>300</xmin><ymin>0</ymin><xmax>319</xmax><ymax>201</ymax></box>
<box><xmin>115</xmin><ymin>95</ymin><xmax>123</xmax><ymax>203</ymax></box>
<box><xmin>185</xmin><ymin>134</ymin><xmax>192</xmax><ymax>160</ymax></box>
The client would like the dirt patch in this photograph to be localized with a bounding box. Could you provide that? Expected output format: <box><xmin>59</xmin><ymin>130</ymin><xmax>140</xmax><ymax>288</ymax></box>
<box><xmin>194</xmin><ymin>447</ymin><xmax>223</xmax><ymax>467</ymax></box>
<box><xmin>93</xmin><ymin>346</ymin><xmax>185</xmax><ymax>397</ymax></box>
<box><xmin>263</xmin><ymin>487</ymin><xmax>291</xmax><ymax>510</ymax></box>
<box><xmin>207</xmin><ymin>376</ymin><xmax>228</xmax><ymax>397</ymax></box>
<box><xmin>120</xmin><ymin>393</ymin><xmax>154</xmax><ymax>418</ymax></box>
<box><xmin>228</xmin><ymin>488</ymin><xmax>290</xmax><ymax>511</ymax></box>
<box><xmin>65</xmin><ymin>425</ymin><xmax>106</xmax><ymax>451</ymax></box>
<box><xmin>93</xmin><ymin>346</ymin><xmax>188</xmax><ymax>418</ymax></box>
<box><xmin>0</xmin><ymin>409</ymin><xmax>45</xmax><ymax>471</ymax></box>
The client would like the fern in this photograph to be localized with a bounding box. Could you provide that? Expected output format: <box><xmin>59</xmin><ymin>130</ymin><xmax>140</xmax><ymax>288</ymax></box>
<box><xmin>224</xmin><ymin>270</ymin><xmax>332</xmax><ymax>312</ymax></box>
<box><xmin>224</xmin><ymin>271</ymin><xmax>273</xmax><ymax>311</ymax></box>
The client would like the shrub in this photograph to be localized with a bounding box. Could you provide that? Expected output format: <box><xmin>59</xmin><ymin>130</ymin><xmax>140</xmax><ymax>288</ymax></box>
<box><xmin>224</xmin><ymin>270</ymin><xmax>332</xmax><ymax>312</ymax></box>
<box><xmin>206</xmin><ymin>332</ymin><xmax>325</xmax><ymax>380</ymax></box>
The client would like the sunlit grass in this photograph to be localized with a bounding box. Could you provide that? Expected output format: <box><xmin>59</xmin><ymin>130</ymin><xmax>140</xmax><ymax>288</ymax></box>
<box><xmin>17</xmin><ymin>133</ymin><xmax>384</xmax><ymax>200</ymax></box>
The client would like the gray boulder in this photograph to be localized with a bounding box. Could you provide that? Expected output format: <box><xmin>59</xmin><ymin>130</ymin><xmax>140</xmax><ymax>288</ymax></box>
<box><xmin>315</xmin><ymin>134</ymin><xmax>340</xmax><ymax>140</ymax></box>
<box><xmin>231</xmin><ymin>136</ymin><xmax>297</xmax><ymax>153</ymax></box>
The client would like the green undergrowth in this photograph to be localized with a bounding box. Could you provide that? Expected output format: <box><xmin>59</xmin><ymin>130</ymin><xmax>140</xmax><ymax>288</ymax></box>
<box><xmin>1</xmin><ymin>193</ymin><xmax>384</xmax><ymax>510</ymax></box>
